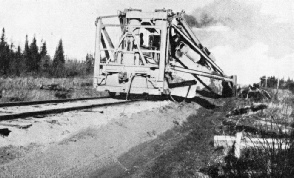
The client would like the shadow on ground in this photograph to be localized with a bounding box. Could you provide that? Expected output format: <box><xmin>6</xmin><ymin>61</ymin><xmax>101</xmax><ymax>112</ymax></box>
<box><xmin>88</xmin><ymin>105</ymin><xmax>228</xmax><ymax>178</ymax></box>
<box><xmin>111</xmin><ymin>88</ymin><xmax>226</xmax><ymax>110</ymax></box>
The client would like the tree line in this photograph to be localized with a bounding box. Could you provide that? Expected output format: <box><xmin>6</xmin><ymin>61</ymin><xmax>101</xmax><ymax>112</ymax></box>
<box><xmin>260</xmin><ymin>76</ymin><xmax>294</xmax><ymax>93</ymax></box>
<box><xmin>0</xmin><ymin>28</ymin><xmax>94</xmax><ymax>78</ymax></box>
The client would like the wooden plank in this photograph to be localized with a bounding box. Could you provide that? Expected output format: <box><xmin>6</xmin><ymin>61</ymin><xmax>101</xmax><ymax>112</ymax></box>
<box><xmin>235</xmin><ymin>132</ymin><xmax>243</xmax><ymax>158</ymax></box>
<box><xmin>0</xmin><ymin>123</ymin><xmax>32</xmax><ymax>129</ymax></box>
<box><xmin>214</xmin><ymin>133</ymin><xmax>290</xmax><ymax>158</ymax></box>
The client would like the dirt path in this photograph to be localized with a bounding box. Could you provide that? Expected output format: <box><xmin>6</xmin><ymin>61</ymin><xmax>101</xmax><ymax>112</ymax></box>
<box><xmin>0</xmin><ymin>100</ymin><xmax>200</xmax><ymax>177</ymax></box>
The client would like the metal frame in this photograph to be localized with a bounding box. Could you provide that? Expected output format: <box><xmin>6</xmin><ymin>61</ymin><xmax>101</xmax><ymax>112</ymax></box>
<box><xmin>93</xmin><ymin>9</ymin><xmax>237</xmax><ymax>98</ymax></box>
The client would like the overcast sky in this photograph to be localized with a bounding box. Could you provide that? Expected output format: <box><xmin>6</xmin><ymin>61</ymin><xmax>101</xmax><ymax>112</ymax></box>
<box><xmin>0</xmin><ymin>0</ymin><xmax>293</xmax><ymax>84</ymax></box>
<box><xmin>0</xmin><ymin>0</ymin><xmax>214</xmax><ymax>59</ymax></box>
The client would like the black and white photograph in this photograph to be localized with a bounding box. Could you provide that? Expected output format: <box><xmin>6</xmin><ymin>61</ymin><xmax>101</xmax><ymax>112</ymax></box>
<box><xmin>0</xmin><ymin>0</ymin><xmax>293</xmax><ymax>177</ymax></box>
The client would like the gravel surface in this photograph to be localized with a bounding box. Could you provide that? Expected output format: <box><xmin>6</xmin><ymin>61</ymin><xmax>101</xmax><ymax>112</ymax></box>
<box><xmin>0</xmin><ymin>100</ymin><xmax>193</xmax><ymax>177</ymax></box>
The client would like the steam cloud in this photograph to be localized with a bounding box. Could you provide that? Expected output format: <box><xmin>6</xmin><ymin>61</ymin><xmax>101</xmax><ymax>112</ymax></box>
<box><xmin>190</xmin><ymin>0</ymin><xmax>294</xmax><ymax>84</ymax></box>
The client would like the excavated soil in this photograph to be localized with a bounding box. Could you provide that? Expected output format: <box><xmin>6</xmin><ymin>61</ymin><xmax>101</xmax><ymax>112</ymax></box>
<box><xmin>0</xmin><ymin>99</ymin><xmax>205</xmax><ymax>177</ymax></box>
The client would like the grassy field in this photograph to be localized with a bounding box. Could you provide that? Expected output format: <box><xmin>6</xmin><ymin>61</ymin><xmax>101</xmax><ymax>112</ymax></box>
<box><xmin>0</xmin><ymin>77</ymin><xmax>106</xmax><ymax>103</ymax></box>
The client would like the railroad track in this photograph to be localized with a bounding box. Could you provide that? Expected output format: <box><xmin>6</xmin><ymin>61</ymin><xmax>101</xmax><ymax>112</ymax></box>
<box><xmin>0</xmin><ymin>96</ymin><xmax>110</xmax><ymax>107</ymax></box>
<box><xmin>0</xmin><ymin>97</ymin><xmax>140</xmax><ymax>120</ymax></box>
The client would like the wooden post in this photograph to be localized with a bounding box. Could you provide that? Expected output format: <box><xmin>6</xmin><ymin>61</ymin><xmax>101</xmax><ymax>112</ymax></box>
<box><xmin>235</xmin><ymin>132</ymin><xmax>243</xmax><ymax>158</ymax></box>
<box><xmin>277</xmin><ymin>78</ymin><xmax>280</xmax><ymax>90</ymax></box>
<box><xmin>276</xmin><ymin>78</ymin><xmax>280</xmax><ymax>96</ymax></box>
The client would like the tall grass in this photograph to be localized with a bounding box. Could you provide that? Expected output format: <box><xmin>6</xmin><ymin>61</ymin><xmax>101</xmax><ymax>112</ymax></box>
<box><xmin>0</xmin><ymin>77</ymin><xmax>105</xmax><ymax>102</ymax></box>
<box><xmin>207</xmin><ymin>90</ymin><xmax>294</xmax><ymax>178</ymax></box>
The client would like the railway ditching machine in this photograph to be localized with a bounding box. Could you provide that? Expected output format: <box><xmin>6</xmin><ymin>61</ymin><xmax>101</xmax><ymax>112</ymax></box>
<box><xmin>93</xmin><ymin>9</ymin><xmax>237</xmax><ymax>99</ymax></box>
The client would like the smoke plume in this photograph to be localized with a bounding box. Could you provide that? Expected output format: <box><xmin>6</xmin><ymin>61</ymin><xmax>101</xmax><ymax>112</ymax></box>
<box><xmin>190</xmin><ymin>0</ymin><xmax>294</xmax><ymax>84</ymax></box>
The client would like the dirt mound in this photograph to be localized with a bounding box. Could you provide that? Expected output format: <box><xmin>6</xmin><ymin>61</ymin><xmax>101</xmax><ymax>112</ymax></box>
<box><xmin>0</xmin><ymin>100</ymin><xmax>200</xmax><ymax>177</ymax></box>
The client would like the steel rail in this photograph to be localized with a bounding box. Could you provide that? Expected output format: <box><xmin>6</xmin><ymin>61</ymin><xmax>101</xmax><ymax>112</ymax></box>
<box><xmin>0</xmin><ymin>99</ymin><xmax>140</xmax><ymax>120</ymax></box>
<box><xmin>0</xmin><ymin>96</ymin><xmax>110</xmax><ymax>107</ymax></box>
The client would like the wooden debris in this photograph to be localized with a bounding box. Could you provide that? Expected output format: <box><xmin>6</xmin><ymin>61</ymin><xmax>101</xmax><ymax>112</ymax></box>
<box><xmin>226</xmin><ymin>103</ymin><xmax>268</xmax><ymax>117</ymax></box>
<box><xmin>214</xmin><ymin>132</ymin><xmax>290</xmax><ymax>158</ymax></box>
<box><xmin>0</xmin><ymin>122</ymin><xmax>33</xmax><ymax>129</ymax></box>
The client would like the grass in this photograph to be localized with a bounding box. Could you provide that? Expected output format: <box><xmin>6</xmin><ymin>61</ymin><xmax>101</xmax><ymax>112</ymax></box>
<box><xmin>142</xmin><ymin>109</ymin><xmax>216</xmax><ymax>177</ymax></box>
<box><xmin>204</xmin><ymin>89</ymin><xmax>294</xmax><ymax>178</ymax></box>
<box><xmin>0</xmin><ymin>77</ymin><xmax>106</xmax><ymax>102</ymax></box>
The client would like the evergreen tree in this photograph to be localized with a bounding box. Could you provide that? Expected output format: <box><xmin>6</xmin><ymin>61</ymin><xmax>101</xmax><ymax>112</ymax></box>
<box><xmin>8</xmin><ymin>43</ymin><xmax>16</xmax><ymax>75</ymax></box>
<box><xmin>0</xmin><ymin>28</ymin><xmax>9</xmax><ymax>76</ymax></box>
<box><xmin>39</xmin><ymin>41</ymin><xmax>50</xmax><ymax>76</ymax></box>
<box><xmin>16</xmin><ymin>46</ymin><xmax>25</xmax><ymax>76</ymax></box>
<box><xmin>24</xmin><ymin>35</ymin><xmax>30</xmax><ymax>72</ymax></box>
<box><xmin>0</xmin><ymin>28</ymin><xmax>4</xmax><ymax>43</ymax></box>
<box><xmin>40</xmin><ymin>41</ymin><xmax>47</xmax><ymax>58</ymax></box>
<box><xmin>85</xmin><ymin>53</ymin><xmax>94</xmax><ymax>75</ymax></box>
<box><xmin>28</xmin><ymin>37</ymin><xmax>41</xmax><ymax>73</ymax></box>
<box><xmin>52</xmin><ymin>39</ymin><xmax>65</xmax><ymax>77</ymax></box>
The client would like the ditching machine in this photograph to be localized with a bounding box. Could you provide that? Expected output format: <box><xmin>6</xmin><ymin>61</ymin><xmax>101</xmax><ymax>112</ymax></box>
<box><xmin>93</xmin><ymin>9</ymin><xmax>237</xmax><ymax>99</ymax></box>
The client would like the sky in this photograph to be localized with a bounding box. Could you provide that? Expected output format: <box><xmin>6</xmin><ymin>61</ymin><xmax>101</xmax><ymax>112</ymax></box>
<box><xmin>0</xmin><ymin>0</ymin><xmax>213</xmax><ymax>59</ymax></box>
<box><xmin>191</xmin><ymin>0</ymin><xmax>294</xmax><ymax>84</ymax></box>
<box><xmin>0</xmin><ymin>0</ymin><xmax>293</xmax><ymax>84</ymax></box>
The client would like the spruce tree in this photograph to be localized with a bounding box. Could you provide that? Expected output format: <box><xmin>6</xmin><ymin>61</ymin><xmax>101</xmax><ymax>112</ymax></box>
<box><xmin>40</xmin><ymin>41</ymin><xmax>47</xmax><ymax>58</ymax></box>
<box><xmin>29</xmin><ymin>37</ymin><xmax>40</xmax><ymax>73</ymax></box>
<box><xmin>0</xmin><ymin>28</ymin><xmax>5</xmax><ymax>75</ymax></box>
<box><xmin>52</xmin><ymin>39</ymin><xmax>65</xmax><ymax>77</ymax></box>
<box><xmin>40</xmin><ymin>41</ymin><xmax>50</xmax><ymax>76</ymax></box>
<box><xmin>8</xmin><ymin>43</ymin><xmax>15</xmax><ymax>75</ymax></box>
<box><xmin>24</xmin><ymin>35</ymin><xmax>30</xmax><ymax>73</ymax></box>
<box><xmin>0</xmin><ymin>28</ymin><xmax>9</xmax><ymax>76</ymax></box>
<box><xmin>85</xmin><ymin>53</ymin><xmax>94</xmax><ymax>75</ymax></box>
<box><xmin>16</xmin><ymin>46</ymin><xmax>25</xmax><ymax>76</ymax></box>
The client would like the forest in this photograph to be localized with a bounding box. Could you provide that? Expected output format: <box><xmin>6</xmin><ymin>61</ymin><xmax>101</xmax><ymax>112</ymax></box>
<box><xmin>260</xmin><ymin>76</ymin><xmax>294</xmax><ymax>93</ymax></box>
<box><xmin>0</xmin><ymin>28</ymin><xmax>94</xmax><ymax>78</ymax></box>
